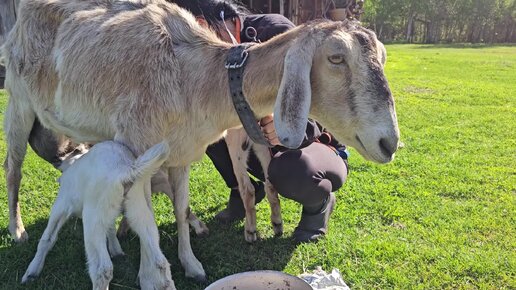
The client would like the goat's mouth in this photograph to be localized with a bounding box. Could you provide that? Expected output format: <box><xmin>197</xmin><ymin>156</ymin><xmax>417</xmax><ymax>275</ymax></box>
<box><xmin>355</xmin><ymin>135</ymin><xmax>366</xmax><ymax>152</ymax></box>
<box><xmin>354</xmin><ymin>134</ymin><xmax>395</xmax><ymax>164</ymax></box>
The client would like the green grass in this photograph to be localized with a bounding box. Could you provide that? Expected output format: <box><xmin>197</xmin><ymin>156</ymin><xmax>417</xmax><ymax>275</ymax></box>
<box><xmin>0</xmin><ymin>44</ymin><xmax>515</xmax><ymax>289</ymax></box>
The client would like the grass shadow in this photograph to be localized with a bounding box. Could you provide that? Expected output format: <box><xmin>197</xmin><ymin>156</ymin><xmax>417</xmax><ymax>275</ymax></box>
<box><xmin>159</xmin><ymin>217</ymin><xmax>298</xmax><ymax>290</ymax></box>
<box><xmin>0</xmin><ymin>213</ymin><xmax>298</xmax><ymax>290</ymax></box>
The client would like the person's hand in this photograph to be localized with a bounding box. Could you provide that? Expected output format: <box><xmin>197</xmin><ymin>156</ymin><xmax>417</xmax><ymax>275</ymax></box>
<box><xmin>259</xmin><ymin>115</ymin><xmax>281</xmax><ymax>146</ymax></box>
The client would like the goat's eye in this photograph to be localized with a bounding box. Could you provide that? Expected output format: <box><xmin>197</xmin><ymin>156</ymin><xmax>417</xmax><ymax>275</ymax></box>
<box><xmin>328</xmin><ymin>54</ymin><xmax>345</xmax><ymax>64</ymax></box>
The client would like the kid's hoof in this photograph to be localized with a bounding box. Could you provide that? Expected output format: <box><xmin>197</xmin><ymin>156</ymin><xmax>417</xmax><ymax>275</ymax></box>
<box><xmin>245</xmin><ymin>230</ymin><xmax>257</xmax><ymax>243</ymax></box>
<box><xmin>272</xmin><ymin>222</ymin><xmax>283</xmax><ymax>236</ymax></box>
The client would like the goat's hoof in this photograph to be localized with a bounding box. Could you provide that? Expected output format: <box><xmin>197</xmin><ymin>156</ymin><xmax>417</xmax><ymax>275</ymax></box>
<box><xmin>272</xmin><ymin>222</ymin><xmax>283</xmax><ymax>236</ymax></box>
<box><xmin>195</xmin><ymin>222</ymin><xmax>210</xmax><ymax>238</ymax></box>
<box><xmin>158</xmin><ymin>280</ymin><xmax>177</xmax><ymax>290</ymax></box>
<box><xmin>195</xmin><ymin>228</ymin><xmax>209</xmax><ymax>238</ymax></box>
<box><xmin>110</xmin><ymin>250</ymin><xmax>125</xmax><ymax>258</ymax></box>
<box><xmin>21</xmin><ymin>273</ymin><xmax>37</xmax><ymax>284</ymax></box>
<box><xmin>245</xmin><ymin>230</ymin><xmax>257</xmax><ymax>243</ymax></box>
<box><xmin>108</xmin><ymin>239</ymin><xmax>125</xmax><ymax>257</ymax></box>
<box><xmin>190</xmin><ymin>273</ymin><xmax>208</xmax><ymax>284</ymax></box>
<box><xmin>182</xmin><ymin>254</ymin><xmax>206</xmax><ymax>283</ymax></box>
<box><xmin>11</xmin><ymin>228</ymin><xmax>28</xmax><ymax>243</ymax></box>
<box><xmin>185</xmin><ymin>267</ymin><xmax>207</xmax><ymax>283</ymax></box>
<box><xmin>185</xmin><ymin>266</ymin><xmax>207</xmax><ymax>284</ymax></box>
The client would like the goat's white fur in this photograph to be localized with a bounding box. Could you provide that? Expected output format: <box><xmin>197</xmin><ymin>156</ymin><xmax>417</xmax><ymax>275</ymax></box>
<box><xmin>3</xmin><ymin>0</ymin><xmax>399</xmax><ymax>281</ymax></box>
<box><xmin>22</xmin><ymin>140</ymin><xmax>174</xmax><ymax>290</ymax></box>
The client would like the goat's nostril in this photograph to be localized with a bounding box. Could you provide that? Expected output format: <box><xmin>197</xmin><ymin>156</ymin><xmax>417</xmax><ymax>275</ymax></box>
<box><xmin>379</xmin><ymin>138</ymin><xmax>396</xmax><ymax>157</ymax></box>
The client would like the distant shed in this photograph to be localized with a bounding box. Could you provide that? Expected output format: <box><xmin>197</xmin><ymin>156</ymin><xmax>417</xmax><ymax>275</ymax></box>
<box><xmin>242</xmin><ymin>0</ymin><xmax>329</xmax><ymax>25</ymax></box>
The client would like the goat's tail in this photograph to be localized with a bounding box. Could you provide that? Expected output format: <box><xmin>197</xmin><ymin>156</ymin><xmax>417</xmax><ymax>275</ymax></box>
<box><xmin>123</xmin><ymin>142</ymin><xmax>170</xmax><ymax>184</ymax></box>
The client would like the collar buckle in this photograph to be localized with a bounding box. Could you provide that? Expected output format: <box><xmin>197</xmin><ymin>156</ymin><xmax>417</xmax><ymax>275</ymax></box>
<box><xmin>224</xmin><ymin>49</ymin><xmax>249</xmax><ymax>69</ymax></box>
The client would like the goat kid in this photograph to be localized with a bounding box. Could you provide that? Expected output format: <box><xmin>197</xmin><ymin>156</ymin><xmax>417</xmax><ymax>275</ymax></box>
<box><xmin>22</xmin><ymin>140</ymin><xmax>174</xmax><ymax>290</ymax></box>
<box><xmin>225</xmin><ymin>128</ymin><xmax>282</xmax><ymax>243</ymax></box>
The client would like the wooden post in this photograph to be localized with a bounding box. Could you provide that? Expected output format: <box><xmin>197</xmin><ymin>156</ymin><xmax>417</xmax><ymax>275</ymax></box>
<box><xmin>288</xmin><ymin>0</ymin><xmax>292</xmax><ymax>21</ymax></box>
<box><xmin>292</xmin><ymin>0</ymin><xmax>299</xmax><ymax>24</ymax></box>
<box><xmin>279</xmin><ymin>0</ymin><xmax>285</xmax><ymax>16</ymax></box>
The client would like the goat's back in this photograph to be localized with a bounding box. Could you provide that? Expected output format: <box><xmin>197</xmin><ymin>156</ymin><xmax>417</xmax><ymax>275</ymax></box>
<box><xmin>5</xmin><ymin>0</ymin><xmax>232</xmax><ymax>159</ymax></box>
<box><xmin>56</xmin><ymin>141</ymin><xmax>133</xmax><ymax>213</ymax></box>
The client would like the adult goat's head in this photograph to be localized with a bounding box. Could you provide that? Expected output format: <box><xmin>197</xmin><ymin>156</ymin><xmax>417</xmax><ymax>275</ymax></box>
<box><xmin>273</xmin><ymin>21</ymin><xmax>399</xmax><ymax>163</ymax></box>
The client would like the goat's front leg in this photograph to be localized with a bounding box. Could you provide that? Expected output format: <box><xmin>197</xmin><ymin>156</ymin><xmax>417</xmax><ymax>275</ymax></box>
<box><xmin>239</xmin><ymin>178</ymin><xmax>257</xmax><ymax>243</ymax></box>
<box><xmin>168</xmin><ymin>166</ymin><xmax>206</xmax><ymax>282</ymax></box>
<box><xmin>3</xmin><ymin>99</ymin><xmax>36</xmax><ymax>242</ymax></box>
<box><xmin>151</xmin><ymin>171</ymin><xmax>209</xmax><ymax>237</ymax></box>
<box><xmin>264</xmin><ymin>180</ymin><xmax>282</xmax><ymax>236</ymax></box>
<box><xmin>125</xmin><ymin>180</ymin><xmax>175</xmax><ymax>290</ymax></box>
<box><xmin>253</xmin><ymin>145</ymin><xmax>283</xmax><ymax>236</ymax></box>
<box><xmin>226</xmin><ymin>131</ymin><xmax>258</xmax><ymax>243</ymax></box>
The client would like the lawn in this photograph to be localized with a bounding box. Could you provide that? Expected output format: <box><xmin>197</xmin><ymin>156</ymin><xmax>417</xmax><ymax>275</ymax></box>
<box><xmin>0</xmin><ymin>44</ymin><xmax>515</xmax><ymax>290</ymax></box>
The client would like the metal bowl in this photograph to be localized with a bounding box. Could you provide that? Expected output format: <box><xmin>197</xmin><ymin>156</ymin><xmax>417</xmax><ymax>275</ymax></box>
<box><xmin>205</xmin><ymin>270</ymin><xmax>312</xmax><ymax>290</ymax></box>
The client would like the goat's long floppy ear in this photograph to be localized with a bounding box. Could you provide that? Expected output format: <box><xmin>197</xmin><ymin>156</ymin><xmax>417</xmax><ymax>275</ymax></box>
<box><xmin>273</xmin><ymin>35</ymin><xmax>318</xmax><ymax>149</ymax></box>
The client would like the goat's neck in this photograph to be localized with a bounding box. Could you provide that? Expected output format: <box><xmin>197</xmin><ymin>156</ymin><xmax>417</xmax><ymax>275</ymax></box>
<box><xmin>184</xmin><ymin>27</ymin><xmax>302</xmax><ymax>133</ymax></box>
<box><xmin>242</xmin><ymin>29</ymin><xmax>301</xmax><ymax>118</ymax></box>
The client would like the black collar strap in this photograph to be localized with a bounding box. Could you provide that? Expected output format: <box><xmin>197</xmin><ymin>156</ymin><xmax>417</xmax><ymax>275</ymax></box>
<box><xmin>225</xmin><ymin>44</ymin><xmax>273</xmax><ymax>147</ymax></box>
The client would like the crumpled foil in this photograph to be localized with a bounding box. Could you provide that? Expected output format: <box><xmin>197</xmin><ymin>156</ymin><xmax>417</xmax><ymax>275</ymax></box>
<box><xmin>299</xmin><ymin>267</ymin><xmax>351</xmax><ymax>290</ymax></box>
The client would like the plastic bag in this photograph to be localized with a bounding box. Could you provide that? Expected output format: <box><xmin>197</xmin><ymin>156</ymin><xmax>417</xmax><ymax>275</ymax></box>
<box><xmin>299</xmin><ymin>267</ymin><xmax>350</xmax><ymax>290</ymax></box>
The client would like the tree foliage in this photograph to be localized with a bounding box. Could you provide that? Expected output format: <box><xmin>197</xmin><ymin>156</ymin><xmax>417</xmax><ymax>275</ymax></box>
<box><xmin>361</xmin><ymin>0</ymin><xmax>516</xmax><ymax>43</ymax></box>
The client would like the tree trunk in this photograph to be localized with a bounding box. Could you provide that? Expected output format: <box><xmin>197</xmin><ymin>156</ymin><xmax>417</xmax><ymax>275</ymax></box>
<box><xmin>406</xmin><ymin>11</ymin><xmax>415</xmax><ymax>43</ymax></box>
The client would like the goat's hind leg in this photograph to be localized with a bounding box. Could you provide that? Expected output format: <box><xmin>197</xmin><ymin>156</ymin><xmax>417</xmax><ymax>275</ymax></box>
<box><xmin>83</xmin><ymin>204</ymin><xmax>117</xmax><ymax>290</ymax></box>
<box><xmin>22</xmin><ymin>196</ymin><xmax>71</xmax><ymax>283</ymax></box>
<box><xmin>125</xmin><ymin>180</ymin><xmax>175</xmax><ymax>290</ymax></box>
<box><xmin>116</xmin><ymin>216</ymin><xmax>130</xmax><ymax>239</ymax></box>
<box><xmin>253</xmin><ymin>145</ymin><xmax>283</xmax><ymax>236</ymax></box>
<box><xmin>187</xmin><ymin>211</ymin><xmax>209</xmax><ymax>237</ymax></box>
<box><xmin>226</xmin><ymin>131</ymin><xmax>257</xmax><ymax>243</ymax></box>
<box><xmin>4</xmin><ymin>95</ymin><xmax>36</xmax><ymax>242</ymax></box>
<box><xmin>107</xmin><ymin>224</ymin><xmax>124</xmax><ymax>257</ymax></box>
<box><xmin>169</xmin><ymin>166</ymin><xmax>206</xmax><ymax>282</ymax></box>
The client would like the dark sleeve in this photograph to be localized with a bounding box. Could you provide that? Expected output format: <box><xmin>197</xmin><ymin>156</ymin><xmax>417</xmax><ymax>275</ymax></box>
<box><xmin>271</xmin><ymin>119</ymin><xmax>322</xmax><ymax>154</ymax></box>
<box><xmin>241</xmin><ymin>14</ymin><xmax>295</xmax><ymax>42</ymax></box>
<box><xmin>314</xmin><ymin>121</ymin><xmax>347</xmax><ymax>154</ymax></box>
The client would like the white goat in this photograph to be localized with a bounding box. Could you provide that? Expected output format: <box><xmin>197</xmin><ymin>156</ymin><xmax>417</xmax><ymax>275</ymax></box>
<box><xmin>3</xmin><ymin>0</ymin><xmax>399</xmax><ymax>281</ymax></box>
<box><xmin>22</xmin><ymin>140</ymin><xmax>174</xmax><ymax>290</ymax></box>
